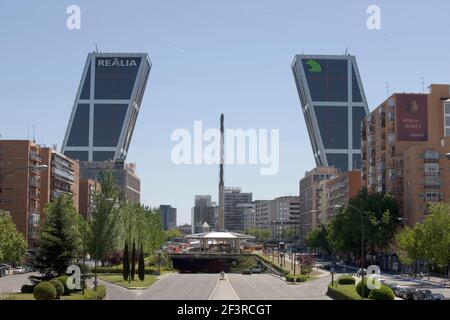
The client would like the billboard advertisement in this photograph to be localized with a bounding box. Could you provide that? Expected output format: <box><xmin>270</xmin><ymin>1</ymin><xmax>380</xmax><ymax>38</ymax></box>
<box><xmin>396</xmin><ymin>94</ymin><xmax>428</xmax><ymax>141</ymax></box>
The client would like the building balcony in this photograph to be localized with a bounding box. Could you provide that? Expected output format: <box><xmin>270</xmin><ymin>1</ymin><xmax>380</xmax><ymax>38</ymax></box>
<box><xmin>29</xmin><ymin>178</ymin><xmax>40</xmax><ymax>188</ymax></box>
<box><xmin>29</xmin><ymin>153</ymin><xmax>41</xmax><ymax>162</ymax></box>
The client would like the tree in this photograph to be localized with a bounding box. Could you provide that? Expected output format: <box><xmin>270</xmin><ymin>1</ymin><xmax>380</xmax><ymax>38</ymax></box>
<box><xmin>396</xmin><ymin>224</ymin><xmax>426</xmax><ymax>273</ymax></box>
<box><xmin>34</xmin><ymin>194</ymin><xmax>80</xmax><ymax>275</ymax></box>
<box><xmin>87</xmin><ymin>169</ymin><xmax>121</xmax><ymax>269</ymax></box>
<box><xmin>306</xmin><ymin>225</ymin><xmax>331</xmax><ymax>255</ymax></box>
<box><xmin>122</xmin><ymin>241</ymin><xmax>130</xmax><ymax>282</ymax></box>
<box><xmin>422</xmin><ymin>203</ymin><xmax>450</xmax><ymax>276</ymax></box>
<box><xmin>131</xmin><ymin>240</ymin><xmax>136</xmax><ymax>281</ymax></box>
<box><xmin>138</xmin><ymin>243</ymin><xmax>145</xmax><ymax>281</ymax></box>
<box><xmin>165</xmin><ymin>229</ymin><xmax>183</xmax><ymax>241</ymax></box>
<box><xmin>284</xmin><ymin>227</ymin><xmax>297</xmax><ymax>242</ymax></box>
<box><xmin>0</xmin><ymin>210</ymin><xmax>26</xmax><ymax>265</ymax></box>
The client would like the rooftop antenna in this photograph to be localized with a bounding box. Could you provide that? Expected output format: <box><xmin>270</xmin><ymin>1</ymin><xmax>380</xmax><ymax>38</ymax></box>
<box><xmin>27</xmin><ymin>123</ymin><xmax>30</xmax><ymax>140</ymax></box>
<box><xmin>385</xmin><ymin>82</ymin><xmax>390</xmax><ymax>97</ymax></box>
<box><xmin>95</xmin><ymin>44</ymin><xmax>99</xmax><ymax>53</ymax></box>
<box><xmin>420</xmin><ymin>77</ymin><xmax>425</xmax><ymax>93</ymax></box>
<box><xmin>345</xmin><ymin>47</ymin><xmax>348</xmax><ymax>55</ymax></box>
<box><xmin>32</xmin><ymin>124</ymin><xmax>36</xmax><ymax>143</ymax></box>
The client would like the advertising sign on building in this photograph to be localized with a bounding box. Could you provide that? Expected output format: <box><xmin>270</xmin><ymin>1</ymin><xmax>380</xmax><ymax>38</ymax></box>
<box><xmin>396</xmin><ymin>94</ymin><xmax>428</xmax><ymax>141</ymax></box>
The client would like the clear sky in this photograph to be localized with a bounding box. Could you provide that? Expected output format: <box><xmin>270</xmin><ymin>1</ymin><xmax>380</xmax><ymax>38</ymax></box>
<box><xmin>1</xmin><ymin>1</ymin><xmax>450</xmax><ymax>224</ymax></box>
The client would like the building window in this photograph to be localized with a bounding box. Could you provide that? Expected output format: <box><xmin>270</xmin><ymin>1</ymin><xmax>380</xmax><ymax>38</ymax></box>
<box><xmin>444</xmin><ymin>102</ymin><xmax>450</xmax><ymax>137</ymax></box>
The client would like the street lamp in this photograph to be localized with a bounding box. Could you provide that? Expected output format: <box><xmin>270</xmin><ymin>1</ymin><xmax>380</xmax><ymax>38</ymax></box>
<box><xmin>0</xmin><ymin>164</ymin><xmax>48</xmax><ymax>185</ymax></box>
<box><xmin>157</xmin><ymin>250</ymin><xmax>162</xmax><ymax>275</ymax></box>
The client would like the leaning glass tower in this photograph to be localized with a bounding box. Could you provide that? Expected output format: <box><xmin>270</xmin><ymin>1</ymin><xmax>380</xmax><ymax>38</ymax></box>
<box><xmin>61</xmin><ymin>53</ymin><xmax>151</xmax><ymax>162</ymax></box>
<box><xmin>292</xmin><ymin>54</ymin><xmax>369</xmax><ymax>172</ymax></box>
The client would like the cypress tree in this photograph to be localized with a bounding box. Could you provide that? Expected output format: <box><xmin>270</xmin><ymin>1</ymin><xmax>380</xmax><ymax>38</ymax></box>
<box><xmin>122</xmin><ymin>241</ymin><xmax>129</xmax><ymax>282</ymax></box>
<box><xmin>131</xmin><ymin>240</ymin><xmax>136</xmax><ymax>281</ymax></box>
<box><xmin>138</xmin><ymin>243</ymin><xmax>145</xmax><ymax>281</ymax></box>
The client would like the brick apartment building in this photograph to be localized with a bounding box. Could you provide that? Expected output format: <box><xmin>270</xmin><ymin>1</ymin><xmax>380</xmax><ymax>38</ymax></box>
<box><xmin>0</xmin><ymin>141</ymin><xmax>80</xmax><ymax>250</ymax></box>
<box><xmin>362</xmin><ymin>84</ymin><xmax>450</xmax><ymax>226</ymax></box>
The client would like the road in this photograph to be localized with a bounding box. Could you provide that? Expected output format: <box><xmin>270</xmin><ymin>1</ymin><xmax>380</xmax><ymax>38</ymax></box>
<box><xmin>137</xmin><ymin>273</ymin><xmax>331</xmax><ymax>300</ymax></box>
<box><xmin>0</xmin><ymin>272</ymin><xmax>332</xmax><ymax>300</ymax></box>
<box><xmin>0</xmin><ymin>272</ymin><xmax>37</xmax><ymax>295</ymax></box>
<box><xmin>136</xmin><ymin>273</ymin><xmax>219</xmax><ymax>300</ymax></box>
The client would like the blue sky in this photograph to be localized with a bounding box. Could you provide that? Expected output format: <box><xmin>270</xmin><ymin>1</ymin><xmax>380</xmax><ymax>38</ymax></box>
<box><xmin>1</xmin><ymin>1</ymin><xmax>450</xmax><ymax>224</ymax></box>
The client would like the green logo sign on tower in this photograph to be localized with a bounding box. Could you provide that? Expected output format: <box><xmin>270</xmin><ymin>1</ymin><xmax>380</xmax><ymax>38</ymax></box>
<box><xmin>306</xmin><ymin>59</ymin><xmax>322</xmax><ymax>72</ymax></box>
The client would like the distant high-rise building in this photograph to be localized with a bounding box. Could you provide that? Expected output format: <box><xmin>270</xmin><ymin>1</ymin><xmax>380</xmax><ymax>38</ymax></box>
<box><xmin>159</xmin><ymin>205</ymin><xmax>177</xmax><ymax>231</ymax></box>
<box><xmin>79</xmin><ymin>160</ymin><xmax>140</xmax><ymax>203</ymax></box>
<box><xmin>269</xmin><ymin>196</ymin><xmax>300</xmax><ymax>241</ymax></box>
<box><xmin>191</xmin><ymin>195</ymin><xmax>216</xmax><ymax>233</ymax></box>
<box><xmin>224</xmin><ymin>187</ymin><xmax>252</xmax><ymax>232</ymax></box>
<box><xmin>62</xmin><ymin>53</ymin><xmax>151</xmax><ymax>162</ymax></box>
<box><xmin>292</xmin><ymin>54</ymin><xmax>369</xmax><ymax>172</ymax></box>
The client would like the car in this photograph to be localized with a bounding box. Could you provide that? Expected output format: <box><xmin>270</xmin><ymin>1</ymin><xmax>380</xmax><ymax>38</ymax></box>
<box><xmin>357</xmin><ymin>268</ymin><xmax>367</xmax><ymax>277</ymax></box>
<box><xmin>413</xmin><ymin>289</ymin><xmax>433</xmax><ymax>300</ymax></box>
<box><xmin>242</xmin><ymin>269</ymin><xmax>252</xmax><ymax>275</ymax></box>
<box><xmin>395</xmin><ymin>286</ymin><xmax>414</xmax><ymax>300</ymax></box>
<box><xmin>386</xmin><ymin>282</ymin><xmax>400</xmax><ymax>290</ymax></box>
<box><xmin>426</xmin><ymin>293</ymin><xmax>446</xmax><ymax>301</ymax></box>
<box><xmin>11</xmin><ymin>266</ymin><xmax>25</xmax><ymax>274</ymax></box>
<box><xmin>251</xmin><ymin>265</ymin><xmax>262</xmax><ymax>274</ymax></box>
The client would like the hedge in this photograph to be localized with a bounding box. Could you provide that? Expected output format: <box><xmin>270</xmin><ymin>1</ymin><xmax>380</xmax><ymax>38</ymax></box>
<box><xmin>356</xmin><ymin>279</ymin><xmax>371</xmax><ymax>298</ymax></box>
<box><xmin>21</xmin><ymin>284</ymin><xmax>36</xmax><ymax>294</ymax></box>
<box><xmin>94</xmin><ymin>266</ymin><xmax>158</xmax><ymax>275</ymax></box>
<box><xmin>368</xmin><ymin>285</ymin><xmax>395</xmax><ymax>300</ymax></box>
<box><xmin>258</xmin><ymin>254</ymin><xmax>289</xmax><ymax>276</ymax></box>
<box><xmin>33</xmin><ymin>282</ymin><xmax>57</xmax><ymax>300</ymax></box>
<box><xmin>50</xmin><ymin>279</ymin><xmax>64</xmax><ymax>299</ymax></box>
<box><xmin>56</xmin><ymin>275</ymin><xmax>74</xmax><ymax>295</ymax></box>
<box><xmin>337</xmin><ymin>275</ymin><xmax>356</xmax><ymax>285</ymax></box>
<box><xmin>296</xmin><ymin>274</ymin><xmax>308</xmax><ymax>283</ymax></box>
<box><xmin>286</xmin><ymin>274</ymin><xmax>295</xmax><ymax>282</ymax></box>
<box><xmin>327</xmin><ymin>283</ymin><xmax>362</xmax><ymax>300</ymax></box>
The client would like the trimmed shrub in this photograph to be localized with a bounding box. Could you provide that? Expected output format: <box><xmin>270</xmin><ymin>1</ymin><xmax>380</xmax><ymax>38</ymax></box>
<box><xmin>285</xmin><ymin>274</ymin><xmax>295</xmax><ymax>283</ymax></box>
<box><xmin>368</xmin><ymin>285</ymin><xmax>395</xmax><ymax>300</ymax></box>
<box><xmin>296</xmin><ymin>274</ymin><xmax>308</xmax><ymax>283</ymax></box>
<box><xmin>338</xmin><ymin>275</ymin><xmax>356</xmax><ymax>285</ymax></box>
<box><xmin>33</xmin><ymin>282</ymin><xmax>57</xmax><ymax>300</ymax></box>
<box><xmin>56</xmin><ymin>275</ymin><xmax>74</xmax><ymax>295</ymax></box>
<box><xmin>95</xmin><ymin>285</ymin><xmax>107</xmax><ymax>300</ymax></box>
<box><xmin>21</xmin><ymin>284</ymin><xmax>36</xmax><ymax>293</ymax></box>
<box><xmin>356</xmin><ymin>279</ymin><xmax>371</xmax><ymax>298</ymax></box>
<box><xmin>50</xmin><ymin>279</ymin><xmax>64</xmax><ymax>298</ymax></box>
<box><xmin>327</xmin><ymin>282</ymin><xmax>361</xmax><ymax>300</ymax></box>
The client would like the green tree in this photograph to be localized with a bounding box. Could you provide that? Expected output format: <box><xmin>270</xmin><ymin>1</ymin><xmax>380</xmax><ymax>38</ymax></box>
<box><xmin>34</xmin><ymin>194</ymin><xmax>80</xmax><ymax>275</ymax></box>
<box><xmin>422</xmin><ymin>203</ymin><xmax>450</xmax><ymax>276</ymax></box>
<box><xmin>165</xmin><ymin>229</ymin><xmax>183</xmax><ymax>241</ymax></box>
<box><xmin>87</xmin><ymin>169</ymin><xmax>121</xmax><ymax>269</ymax></box>
<box><xmin>131</xmin><ymin>240</ymin><xmax>136</xmax><ymax>281</ymax></box>
<box><xmin>306</xmin><ymin>225</ymin><xmax>331</xmax><ymax>255</ymax></box>
<box><xmin>0</xmin><ymin>210</ymin><xmax>26</xmax><ymax>265</ymax></box>
<box><xmin>284</xmin><ymin>227</ymin><xmax>298</xmax><ymax>242</ymax></box>
<box><xmin>122</xmin><ymin>241</ymin><xmax>130</xmax><ymax>282</ymax></box>
<box><xmin>396</xmin><ymin>223</ymin><xmax>426</xmax><ymax>273</ymax></box>
<box><xmin>138</xmin><ymin>243</ymin><xmax>145</xmax><ymax>281</ymax></box>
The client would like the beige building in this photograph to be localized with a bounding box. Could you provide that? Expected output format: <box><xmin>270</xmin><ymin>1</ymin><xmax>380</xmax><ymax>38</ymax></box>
<box><xmin>362</xmin><ymin>84</ymin><xmax>450</xmax><ymax>226</ymax></box>
<box><xmin>299</xmin><ymin>166</ymin><xmax>338</xmax><ymax>241</ymax></box>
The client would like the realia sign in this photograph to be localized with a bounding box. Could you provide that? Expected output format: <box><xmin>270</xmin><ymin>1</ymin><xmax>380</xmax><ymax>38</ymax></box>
<box><xmin>396</xmin><ymin>94</ymin><xmax>428</xmax><ymax>141</ymax></box>
<box><xmin>97</xmin><ymin>58</ymin><xmax>138</xmax><ymax>67</ymax></box>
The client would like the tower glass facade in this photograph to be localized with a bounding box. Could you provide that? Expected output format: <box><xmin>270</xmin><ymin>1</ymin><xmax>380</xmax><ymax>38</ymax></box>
<box><xmin>292</xmin><ymin>55</ymin><xmax>369</xmax><ymax>172</ymax></box>
<box><xmin>62</xmin><ymin>53</ymin><xmax>151</xmax><ymax>161</ymax></box>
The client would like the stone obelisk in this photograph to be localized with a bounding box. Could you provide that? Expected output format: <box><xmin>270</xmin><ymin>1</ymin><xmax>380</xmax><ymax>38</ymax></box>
<box><xmin>218</xmin><ymin>114</ymin><xmax>225</xmax><ymax>231</ymax></box>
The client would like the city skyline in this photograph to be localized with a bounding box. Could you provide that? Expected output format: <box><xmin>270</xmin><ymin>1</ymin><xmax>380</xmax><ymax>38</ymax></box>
<box><xmin>2</xmin><ymin>1</ymin><xmax>450</xmax><ymax>224</ymax></box>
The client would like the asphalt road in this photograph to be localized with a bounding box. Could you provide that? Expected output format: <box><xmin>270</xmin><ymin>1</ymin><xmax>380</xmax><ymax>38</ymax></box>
<box><xmin>136</xmin><ymin>273</ymin><xmax>219</xmax><ymax>300</ymax></box>
<box><xmin>228</xmin><ymin>274</ymin><xmax>331</xmax><ymax>300</ymax></box>
<box><xmin>136</xmin><ymin>273</ymin><xmax>331</xmax><ymax>300</ymax></box>
<box><xmin>0</xmin><ymin>272</ymin><xmax>37</xmax><ymax>294</ymax></box>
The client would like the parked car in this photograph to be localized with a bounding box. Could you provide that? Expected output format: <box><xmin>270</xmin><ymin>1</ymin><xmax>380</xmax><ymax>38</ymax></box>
<box><xmin>11</xmin><ymin>266</ymin><xmax>25</xmax><ymax>274</ymax></box>
<box><xmin>413</xmin><ymin>289</ymin><xmax>433</xmax><ymax>300</ymax></box>
<box><xmin>426</xmin><ymin>293</ymin><xmax>446</xmax><ymax>301</ymax></box>
<box><xmin>357</xmin><ymin>268</ymin><xmax>367</xmax><ymax>277</ymax></box>
<box><xmin>395</xmin><ymin>286</ymin><xmax>414</xmax><ymax>300</ymax></box>
<box><xmin>251</xmin><ymin>265</ymin><xmax>262</xmax><ymax>274</ymax></box>
<box><xmin>242</xmin><ymin>269</ymin><xmax>252</xmax><ymax>275</ymax></box>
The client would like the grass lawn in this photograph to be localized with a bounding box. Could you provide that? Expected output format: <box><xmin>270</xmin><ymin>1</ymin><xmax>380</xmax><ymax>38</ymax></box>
<box><xmin>98</xmin><ymin>274</ymin><xmax>158</xmax><ymax>289</ymax></box>
<box><xmin>2</xmin><ymin>291</ymin><xmax>99</xmax><ymax>300</ymax></box>
<box><xmin>328</xmin><ymin>283</ymin><xmax>362</xmax><ymax>300</ymax></box>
